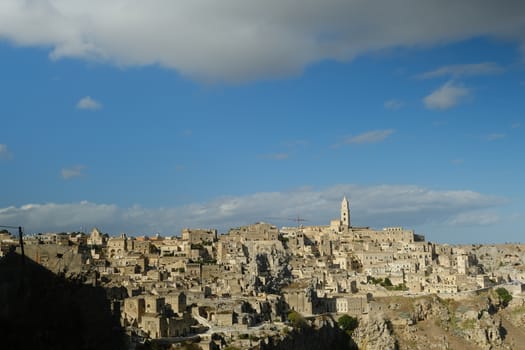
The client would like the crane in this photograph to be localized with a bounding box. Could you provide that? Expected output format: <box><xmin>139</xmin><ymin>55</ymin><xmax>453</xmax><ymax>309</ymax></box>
<box><xmin>265</xmin><ymin>216</ymin><xmax>308</xmax><ymax>227</ymax></box>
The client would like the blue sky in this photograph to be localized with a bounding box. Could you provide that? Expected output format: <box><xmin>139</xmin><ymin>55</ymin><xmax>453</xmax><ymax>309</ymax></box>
<box><xmin>1</xmin><ymin>1</ymin><xmax>524</xmax><ymax>243</ymax></box>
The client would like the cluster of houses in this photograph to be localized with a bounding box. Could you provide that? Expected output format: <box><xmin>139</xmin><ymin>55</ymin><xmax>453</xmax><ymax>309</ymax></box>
<box><xmin>1</xmin><ymin>196</ymin><xmax>523</xmax><ymax>344</ymax></box>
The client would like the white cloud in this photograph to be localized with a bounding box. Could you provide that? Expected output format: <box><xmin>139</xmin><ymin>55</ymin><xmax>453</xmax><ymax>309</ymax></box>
<box><xmin>0</xmin><ymin>185</ymin><xmax>505</xmax><ymax>237</ymax></box>
<box><xmin>447</xmin><ymin>210</ymin><xmax>500</xmax><ymax>226</ymax></box>
<box><xmin>0</xmin><ymin>202</ymin><xmax>119</xmax><ymax>232</ymax></box>
<box><xmin>344</xmin><ymin>129</ymin><xmax>395</xmax><ymax>144</ymax></box>
<box><xmin>486</xmin><ymin>133</ymin><xmax>506</xmax><ymax>141</ymax></box>
<box><xmin>384</xmin><ymin>99</ymin><xmax>404</xmax><ymax>110</ymax></box>
<box><xmin>511</xmin><ymin>122</ymin><xmax>521</xmax><ymax>129</ymax></box>
<box><xmin>0</xmin><ymin>144</ymin><xmax>12</xmax><ymax>160</ymax></box>
<box><xmin>1</xmin><ymin>1</ymin><xmax>525</xmax><ymax>82</ymax></box>
<box><xmin>417</xmin><ymin>62</ymin><xmax>504</xmax><ymax>79</ymax></box>
<box><xmin>76</xmin><ymin>96</ymin><xmax>101</xmax><ymax>110</ymax></box>
<box><xmin>61</xmin><ymin>165</ymin><xmax>85</xmax><ymax>179</ymax></box>
<box><xmin>424</xmin><ymin>81</ymin><xmax>470</xmax><ymax>110</ymax></box>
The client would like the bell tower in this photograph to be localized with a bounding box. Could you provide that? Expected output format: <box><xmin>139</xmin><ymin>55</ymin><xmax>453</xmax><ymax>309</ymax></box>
<box><xmin>341</xmin><ymin>196</ymin><xmax>350</xmax><ymax>228</ymax></box>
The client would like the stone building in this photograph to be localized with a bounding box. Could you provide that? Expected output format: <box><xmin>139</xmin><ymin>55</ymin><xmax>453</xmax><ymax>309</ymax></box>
<box><xmin>107</xmin><ymin>233</ymin><xmax>130</xmax><ymax>258</ymax></box>
<box><xmin>123</xmin><ymin>296</ymin><xmax>146</xmax><ymax>325</ymax></box>
<box><xmin>182</xmin><ymin>228</ymin><xmax>218</xmax><ymax>244</ymax></box>
<box><xmin>122</xmin><ymin>294</ymin><xmax>195</xmax><ymax>339</ymax></box>
<box><xmin>165</xmin><ymin>292</ymin><xmax>187</xmax><ymax>315</ymax></box>
<box><xmin>185</xmin><ymin>262</ymin><xmax>202</xmax><ymax>279</ymax></box>
<box><xmin>341</xmin><ymin>196</ymin><xmax>351</xmax><ymax>229</ymax></box>
<box><xmin>335</xmin><ymin>295</ymin><xmax>369</xmax><ymax>316</ymax></box>
<box><xmin>87</xmin><ymin>227</ymin><xmax>105</xmax><ymax>246</ymax></box>
<box><xmin>283</xmin><ymin>286</ymin><xmax>320</xmax><ymax>315</ymax></box>
<box><xmin>213</xmin><ymin>311</ymin><xmax>234</xmax><ymax>326</ymax></box>
<box><xmin>228</xmin><ymin>222</ymin><xmax>279</xmax><ymax>241</ymax></box>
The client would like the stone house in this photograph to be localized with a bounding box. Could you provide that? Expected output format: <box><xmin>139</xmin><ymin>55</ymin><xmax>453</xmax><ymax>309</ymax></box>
<box><xmin>182</xmin><ymin>228</ymin><xmax>217</xmax><ymax>244</ymax></box>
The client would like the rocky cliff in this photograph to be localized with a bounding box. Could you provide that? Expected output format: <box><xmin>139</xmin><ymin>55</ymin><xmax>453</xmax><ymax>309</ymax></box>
<box><xmin>353</xmin><ymin>312</ymin><xmax>397</xmax><ymax>350</ymax></box>
<box><xmin>259</xmin><ymin>291</ymin><xmax>525</xmax><ymax>350</ymax></box>
<box><xmin>259</xmin><ymin>316</ymin><xmax>357</xmax><ymax>350</ymax></box>
<box><xmin>371</xmin><ymin>292</ymin><xmax>524</xmax><ymax>350</ymax></box>
<box><xmin>0</xmin><ymin>252</ymin><xmax>125</xmax><ymax>350</ymax></box>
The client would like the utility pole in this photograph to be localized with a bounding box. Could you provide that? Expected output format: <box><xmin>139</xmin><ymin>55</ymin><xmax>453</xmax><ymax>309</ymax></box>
<box><xmin>18</xmin><ymin>226</ymin><xmax>25</xmax><ymax>264</ymax></box>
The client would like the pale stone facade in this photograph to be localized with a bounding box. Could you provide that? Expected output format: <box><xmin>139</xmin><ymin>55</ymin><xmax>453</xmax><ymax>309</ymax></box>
<box><xmin>16</xmin><ymin>194</ymin><xmax>525</xmax><ymax>348</ymax></box>
<box><xmin>182</xmin><ymin>228</ymin><xmax>217</xmax><ymax>244</ymax></box>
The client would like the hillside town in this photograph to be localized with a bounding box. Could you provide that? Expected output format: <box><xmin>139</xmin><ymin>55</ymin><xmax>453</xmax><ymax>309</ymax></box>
<box><xmin>1</xmin><ymin>196</ymin><xmax>525</xmax><ymax>349</ymax></box>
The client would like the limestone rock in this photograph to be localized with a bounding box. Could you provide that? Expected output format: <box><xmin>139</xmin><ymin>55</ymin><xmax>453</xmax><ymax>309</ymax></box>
<box><xmin>353</xmin><ymin>312</ymin><xmax>397</xmax><ymax>350</ymax></box>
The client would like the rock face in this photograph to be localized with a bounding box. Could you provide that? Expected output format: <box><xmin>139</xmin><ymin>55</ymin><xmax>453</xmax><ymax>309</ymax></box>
<box><xmin>259</xmin><ymin>316</ymin><xmax>357</xmax><ymax>350</ymax></box>
<box><xmin>353</xmin><ymin>312</ymin><xmax>397</xmax><ymax>350</ymax></box>
<box><xmin>246</xmin><ymin>246</ymin><xmax>291</xmax><ymax>294</ymax></box>
<box><xmin>438</xmin><ymin>296</ymin><xmax>506</xmax><ymax>350</ymax></box>
<box><xmin>0</xmin><ymin>252</ymin><xmax>125</xmax><ymax>350</ymax></box>
<box><xmin>258</xmin><ymin>292</ymin><xmax>519</xmax><ymax>350</ymax></box>
<box><xmin>387</xmin><ymin>295</ymin><xmax>512</xmax><ymax>350</ymax></box>
<box><xmin>459</xmin><ymin>310</ymin><xmax>504</xmax><ymax>349</ymax></box>
<box><xmin>414</xmin><ymin>296</ymin><xmax>448</xmax><ymax>319</ymax></box>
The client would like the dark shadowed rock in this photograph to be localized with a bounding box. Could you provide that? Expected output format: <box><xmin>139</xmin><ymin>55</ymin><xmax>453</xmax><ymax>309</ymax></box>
<box><xmin>0</xmin><ymin>252</ymin><xmax>125</xmax><ymax>350</ymax></box>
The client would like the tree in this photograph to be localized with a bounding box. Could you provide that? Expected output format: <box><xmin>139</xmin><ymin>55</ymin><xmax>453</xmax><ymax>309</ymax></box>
<box><xmin>338</xmin><ymin>314</ymin><xmax>359</xmax><ymax>334</ymax></box>
<box><xmin>495</xmin><ymin>287</ymin><xmax>512</xmax><ymax>306</ymax></box>
<box><xmin>382</xmin><ymin>278</ymin><xmax>393</xmax><ymax>287</ymax></box>
<box><xmin>287</xmin><ymin>310</ymin><xmax>308</xmax><ymax>329</ymax></box>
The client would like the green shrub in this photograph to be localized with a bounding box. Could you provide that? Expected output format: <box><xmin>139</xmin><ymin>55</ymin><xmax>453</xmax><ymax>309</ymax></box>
<box><xmin>337</xmin><ymin>314</ymin><xmax>359</xmax><ymax>333</ymax></box>
<box><xmin>495</xmin><ymin>287</ymin><xmax>512</xmax><ymax>306</ymax></box>
<box><xmin>382</xmin><ymin>278</ymin><xmax>393</xmax><ymax>287</ymax></box>
<box><xmin>287</xmin><ymin>310</ymin><xmax>308</xmax><ymax>329</ymax></box>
